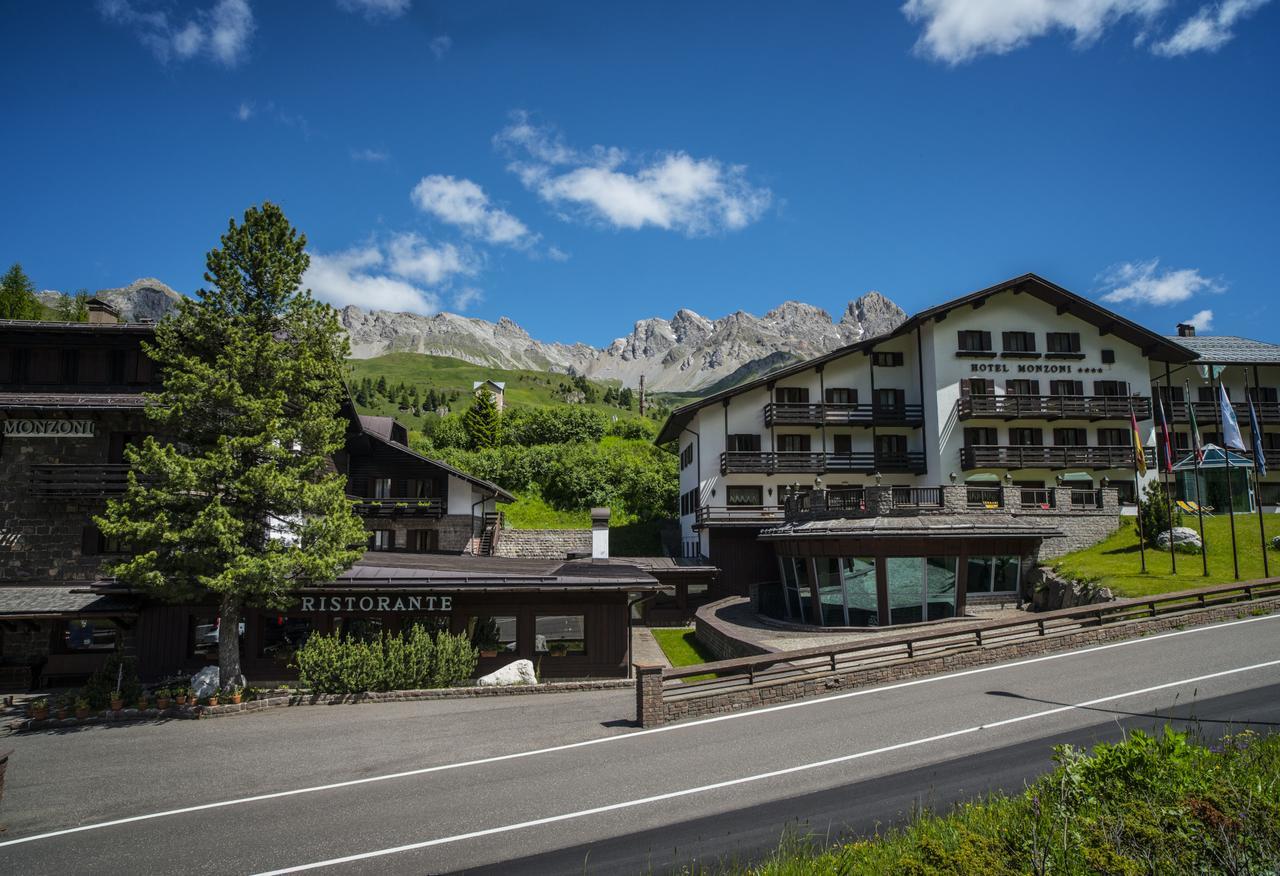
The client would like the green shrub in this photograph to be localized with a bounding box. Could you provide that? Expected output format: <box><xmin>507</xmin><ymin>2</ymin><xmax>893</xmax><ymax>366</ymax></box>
<box><xmin>82</xmin><ymin>651</ymin><xmax>142</xmax><ymax>709</ymax></box>
<box><xmin>1138</xmin><ymin>480</ymin><xmax>1182</xmax><ymax>547</ymax></box>
<box><xmin>294</xmin><ymin>627</ymin><xmax>477</xmax><ymax>693</ymax></box>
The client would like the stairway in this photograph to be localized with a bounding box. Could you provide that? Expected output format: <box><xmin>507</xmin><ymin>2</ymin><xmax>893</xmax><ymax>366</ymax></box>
<box><xmin>477</xmin><ymin>511</ymin><xmax>503</xmax><ymax>556</ymax></box>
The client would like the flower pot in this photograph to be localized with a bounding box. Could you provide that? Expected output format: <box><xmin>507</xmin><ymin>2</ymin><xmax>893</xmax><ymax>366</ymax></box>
<box><xmin>229</xmin><ymin>693</ymin><xmax>242</xmax><ymax>704</ymax></box>
<box><xmin>74</xmin><ymin>708</ymin><xmax>89</xmax><ymax>720</ymax></box>
<box><xmin>480</xmin><ymin>650</ymin><xmax>498</xmax><ymax>658</ymax></box>
<box><xmin>157</xmin><ymin>698</ymin><xmax>171</xmax><ymax>710</ymax></box>
<box><xmin>549</xmin><ymin>646</ymin><xmax>568</xmax><ymax>658</ymax></box>
<box><xmin>174</xmin><ymin>695</ymin><xmax>187</xmax><ymax>706</ymax></box>
<box><xmin>110</xmin><ymin>698</ymin><xmax>124</xmax><ymax>711</ymax></box>
<box><xmin>207</xmin><ymin>697</ymin><xmax>219</xmax><ymax>707</ymax></box>
<box><xmin>136</xmin><ymin>699</ymin><xmax>148</xmax><ymax>710</ymax></box>
<box><xmin>56</xmin><ymin>708</ymin><xmax>67</xmax><ymax>720</ymax></box>
<box><xmin>31</xmin><ymin>707</ymin><xmax>48</xmax><ymax>721</ymax></box>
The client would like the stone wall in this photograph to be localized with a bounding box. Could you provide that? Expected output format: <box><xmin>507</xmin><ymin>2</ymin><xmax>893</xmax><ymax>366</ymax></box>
<box><xmin>693</xmin><ymin>597</ymin><xmax>775</xmax><ymax>661</ymax></box>
<box><xmin>494</xmin><ymin>529</ymin><xmax>592</xmax><ymax>560</ymax></box>
<box><xmin>640</xmin><ymin>597</ymin><xmax>1276</xmax><ymax>726</ymax></box>
<box><xmin>0</xmin><ymin>412</ymin><xmax>146</xmax><ymax>583</ymax></box>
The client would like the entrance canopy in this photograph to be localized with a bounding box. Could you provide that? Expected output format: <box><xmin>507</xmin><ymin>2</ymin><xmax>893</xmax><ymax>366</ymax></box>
<box><xmin>1171</xmin><ymin>443</ymin><xmax>1254</xmax><ymax>471</ymax></box>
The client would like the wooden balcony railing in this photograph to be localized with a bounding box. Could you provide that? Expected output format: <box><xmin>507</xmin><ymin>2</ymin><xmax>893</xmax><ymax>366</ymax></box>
<box><xmin>694</xmin><ymin>505</ymin><xmax>787</xmax><ymax>528</ymax></box>
<box><xmin>350</xmin><ymin>497</ymin><xmax>446</xmax><ymax>518</ymax></box>
<box><xmin>1168</xmin><ymin>400</ymin><xmax>1280</xmax><ymax>425</ymax></box>
<box><xmin>720</xmin><ymin>450</ymin><xmax>926</xmax><ymax>476</ymax></box>
<box><xmin>763</xmin><ymin>401</ymin><xmax>924</xmax><ymax>428</ymax></box>
<box><xmin>27</xmin><ymin>464</ymin><xmax>133</xmax><ymax>497</ymax></box>
<box><xmin>959</xmin><ymin>445</ymin><xmax>1142</xmax><ymax>471</ymax></box>
<box><xmin>957</xmin><ymin>395</ymin><xmax>1151</xmax><ymax>421</ymax></box>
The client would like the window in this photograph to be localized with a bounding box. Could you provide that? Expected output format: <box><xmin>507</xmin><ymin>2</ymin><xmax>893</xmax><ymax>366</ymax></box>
<box><xmin>813</xmin><ymin>556</ymin><xmax>878</xmax><ymax>627</ymax></box>
<box><xmin>1174</xmin><ymin>431</ymin><xmax>1190</xmax><ymax>450</ymax></box>
<box><xmin>964</xmin><ymin>378</ymin><xmax>993</xmax><ymax>396</ymax></box>
<box><xmin>1053</xmin><ymin>428</ymin><xmax>1087</xmax><ymax>446</ymax></box>
<box><xmin>1262</xmin><ymin>433</ymin><xmax>1280</xmax><ymax>450</ymax></box>
<box><xmin>886</xmin><ymin>556</ymin><xmax>957</xmax><ymax>625</ymax></box>
<box><xmin>727</xmin><ymin>433</ymin><xmax>761</xmax><ymax>452</ymax></box>
<box><xmin>726</xmin><ymin>485</ymin><xmax>763</xmax><ymax>506</ymax></box>
<box><xmin>1002</xmin><ymin>332</ymin><xmax>1036</xmax><ymax>354</ymax></box>
<box><xmin>680</xmin><ymin>443</ymin><xmax>694</xmax><ymax>470</ymax></box>
<box><xmin>875</xmin><ymin>388</ymin><xmax>905</xmax><ymax>410</ymax></box>
<box><xmin>875</xmin><ymin>434</ymin><xmax>908</xmax><ymax>456</ymax></box>
<box><xmin>964</xmin><ymin>427</ymin><xmax>998</xmax><ymax>446</ymax></box>
<box><xmin>370</xmin><ymin>478</ymin><xmax>392</xmax><ymax>499</ymax></box>
<box><xmin>405</xmin><ymin>529</ymin><xmax>438</xmax><ymax>553</ymax></box>
<box><xmin>535</xmin><ymin>615</ymin><xmax>586</xmax><ymax>656</ymax></box>
<box><xmin>468</xmin><ymin>614</ymin><xmax>518</xmax><ymax>654</ymax></box>
<box><xmin>775</xmin><ymin>387</ymin><xmax>809</xmax><ymax>403</ymax></box>
<box><xmin>1049</xmin><ymin>380</ymin><xmax>1083</xmax><ymax>396</ymax></box>
<box><xmin>189</xmin><ymin>615</ymin><xmax>220</xmax><ymax>662</ymax></box>
<box><xmin>1097</xmin><ymin>428</ymin><xmax>1128</xmax><ymax>447</ymax></box>
<box><xmin>1251</xmin><ymin>387</ymin><xmax>1278</xmax><ymax>404</ymax></box>
<box><xmin>1005</xmin><ymin>379</ymin><xmax>1040</xmax><ymax>396</ymax></box>
<box><xmin>62</xmin><ymin>619</ymin><xmax>118</xmax><ymax>651</ymax></box>
<box><xmin>872</xmin><ymin>351</ymin><xmax>904</xmax><ymax>367</ymax></box>
<box><xmin>680</xmin><ymin>486</ymin><xmax>700</xmax><ymax>516</ymax></box>
<box><xmin>832</xmin><ymin>434</ymin><xmax>852</xmax><ymax>454</ymax></box>
<box><xmin>1101</xmin><ymin>349</ymin><xmax>1116</xmax><ymax>364</ymax></box>
<box><xmin>404</xmin><ymin>479</ymin><xmax>431</xmax><ymax>499</ymax></box>
<box><xmin>965</xmin><ymin>557</ymin><xmax>1021</xmax><ymax>594</ymax></box>
<box><xmin>1046</xmin><ymin>332</ymin><xmax>1081</xmax><ymax>354</ymax></box>
<box><xmin>260</xmin><ymin>615</ymin><xmax>315</xmax><ymax>664</ymax></box>
<box><xmin>369</xmin><ymin>529</ymin><xmax>396</xmax><ymax>551</ymax></box>
<box><xmin>334</xmin><ymin>616</ymin><xmax>383</xmax><ymax>643</ymax></box>
<box><xmin>957</xmin><ymin>330</ymin><xmax>992</xmax><ymax>353</ymax></box>
<box><xmin>825</xmin><ymin>387</ymin><xmax>856</xmax><ymax>405</ymax></box>
<box><xmin>779</xmin><ymin>557</ymin><xmax>813</xmax><ymax>622</ymax></box>
<box><xmin>403</xmin><ymin>615</ymin><xmax>451</xmax><ymax>636</ymax></box>
<box><xmin>1094</xmin><ymin>381</ymin><xmax>1129</xmax><ymax>397</ymax></box>
<box><xmin>777</xmin><ymin>434</ymin><xmax>811</xmax><ymax>452</ymax></box>
<box><xmin>1009</xmin><ymin>428</ymin><xmax>1043</xmax><ymax>446</ymax></box>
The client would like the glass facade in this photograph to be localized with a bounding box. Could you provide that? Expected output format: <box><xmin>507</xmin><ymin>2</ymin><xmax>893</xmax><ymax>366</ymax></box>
<box><xmin>780</xmin><ymin>557</ymin><xmax>813</xmax><ymax>623</ymax></box>
<box><xmin>467</xmin><ymin>614</ymin><xmax>518</xmax><ymax>654</ymax></box>
<box><xmin>535</xmin><ymin>615</ymin><xmax>586</xmax><ymax>656</ymax></box>
<box><xmin>260</xmin><ymin>615</ymin><xmax>315</xmax><ymax>666</ymax></box>
<box><xmin>965</xmin><ymin>556</ymin><xmax>1020</xmax><ymax>593</ymax></box>
<box><xmin>812</xmin><ymin>557</ymin><xmax>878</xmax><ymax>626</ymax></box>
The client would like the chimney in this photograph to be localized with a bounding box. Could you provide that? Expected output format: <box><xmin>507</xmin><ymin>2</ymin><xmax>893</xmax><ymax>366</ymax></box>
<box><xmin>590</xmin><ymin>507</ymin><xmax>610</xmax><ymax>559</ymax></box>
<box><xmin>86</xmin><ymin>298</ymin><xmax>121</xmax><ymax>325</ymax></box>
<box><xmin>1176</xmin><ymin>322</ymin><xmax>1196</xmax><ymax>338</ymax></box>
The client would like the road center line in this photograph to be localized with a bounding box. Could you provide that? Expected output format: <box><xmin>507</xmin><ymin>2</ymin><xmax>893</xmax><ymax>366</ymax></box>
<box><xmin>253</xmin><ymin>657</ymin><xmax>1280</xmax><ymax>875</ymax></box>
<box><xmin>0</xmin><ymin>610</ymin><xmax>1275</xmax><ymax>852</ymax></box>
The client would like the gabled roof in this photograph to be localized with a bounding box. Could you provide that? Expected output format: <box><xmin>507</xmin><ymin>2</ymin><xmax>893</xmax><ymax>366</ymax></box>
<box><xmin>655</xmin><ymin>273</ymin><xmax>1198</xmax><ymax>444</ymax></box>
<box><xmin>359</xmin><ymin>426</ymin><xmax>516</xmax><ymax>503</ymax></box>
<box><xmin>473</xmin><ymin>380</ymin><xmax>506</xmax><ymax>391</ymax></box>
<box><xmin>1168</xmin><ymin>335</ymin><xmax>1280</xmax><ymax>365</ymax></box>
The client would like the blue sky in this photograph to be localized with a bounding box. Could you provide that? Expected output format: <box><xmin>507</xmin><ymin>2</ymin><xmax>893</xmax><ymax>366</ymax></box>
<box><xmin>2</xmin><ymin>1</ymin><xmax>1277</xmax><ymax>346</ymax></box>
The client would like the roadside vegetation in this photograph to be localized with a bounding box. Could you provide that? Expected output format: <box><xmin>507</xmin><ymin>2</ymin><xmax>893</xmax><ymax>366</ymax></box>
<box><xmin>1055</xmin><ymin>515</ymin><xmax>1280</xmax><ymax>598</ymax></box>
<box><xmin>294</xmin><ymin>627</ymin><xmax>478</xmax><ymax>693</ymax></box>
<box><xmin>651</xmin><ymin>628</ymin><xmax>719</xmax><ymax>682</ymax></box>
<box><xmin>736</xmin><ymin>728</ymin><xmax>1280</xmax><ymax>875</ymax></box>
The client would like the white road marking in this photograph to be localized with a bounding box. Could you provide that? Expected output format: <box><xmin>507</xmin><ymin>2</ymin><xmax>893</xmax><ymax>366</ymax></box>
<box><xmin>253</xmin><ymin>657</ymin><xmax>1280</xmax><ymax>874</ymax></box>
<box><xmin>0</xmin><ymin>611</ymin><xmax>1276</xmax><ymax>852</ymax></box>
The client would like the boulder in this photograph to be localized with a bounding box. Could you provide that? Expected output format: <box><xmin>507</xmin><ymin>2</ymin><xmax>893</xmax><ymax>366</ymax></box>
<box><xmin>1030</xmin><ymin>566</ymin><xmax>1114</xmax><ymax>612</ymax></box>
<box><xmin>1271</xmin><ymin>535</ymin><xmax>1280</xmax><ymax>552</ymax></box>
<box><xmin>190</xmin><ymin>666</ymin><xmax>220</xmax><ymax>699</ymax></box>
<box><xmin>477</xmin><ymin>659</ymin><xmax>538</xmax><ymax>687</ymax></box>
<box><xmin>1155</xmin><ymin>527</ymin><xmax>1202</xmax><ymax>550</ymax></box>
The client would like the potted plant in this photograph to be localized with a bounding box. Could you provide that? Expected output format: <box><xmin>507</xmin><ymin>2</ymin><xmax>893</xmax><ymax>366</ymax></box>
<box><xmin>110</xmin><ymin>692</ymin><xmax>125</xmax><ymax>711</ymax></box>
<box><xmin>227</xmin><ymin>686</ymin><xmax>243</xmax><ymax>705</ymax></box>
<box><xmin>136</xmin><ymin>693</ymin><xmax>149</xmax><ymax>710</ymax></box>
<box><xmin>549</xmin><ymin>641</ymin><xmax>569</xmax><ymax>658</ymax></box>
<box><xmin>156</xmin><ymin>688</ymin><xmax>172</xmax><ymax>710</ymax></box>
<box><xmin>174</xmin><ymin>687</ymin><xmax>187</xmax><ymax>706</ymax></box>
<box><xmin>29</xmin><ymin>697</ymin><xmax>49</xmax><ymax>721</ymax></box>
<box><xmin>476</xmin><ymin>617</ymin><xmax>501</xmax><ymax>658</ymax></box>
<box><xmin>74</xmin><ymin>697</ymin><xmax>91</xmax><ymax>720</ymax></box>
<box><xmin>206</xmin><ymin>690</ymin><xmax>220</xmax><ymax>707</ymax></box>
<box><xmin>55</xmin><ymin>697</ymin><xmax>68</xmax><ymax>720</ymax></box>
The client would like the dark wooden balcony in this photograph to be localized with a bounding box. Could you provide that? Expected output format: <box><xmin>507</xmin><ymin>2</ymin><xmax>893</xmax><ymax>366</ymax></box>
<box><xmin>1168</xmin><ymin>400</ymin><xmax>1280</xmax><ymax>425</ymax></box>
<box><xmin>720</xmin><ymin>450</ymin><xmax>925</xmax><ymax>476</ymax></box>
<box><xmin>350</xmin><ymin>497</ymin><xmax>446</xmax><ymax>518</ymax></box>
<box><xmin>693</xmin><ymin>504</ymin><xmax>787</xmax><ymax>528</ymax></box>
<box><xmin>957</xmin><ymin>395</ymin><xmax>1151</xmax><ymax>421</ymax></box>
<box><xmin>959</xmin><ymin>445</ymin><xmax>1143</xmax><ymax>471</ymax></box>
<box><xmin>27</xmin><ymin>464</ymin><xmax>132</xmax><ymax>497</ymax></box>
<box><xmin>763</xmin><ymin>401</ymin><xmax>924</xmax><ymax>428</ymax></box>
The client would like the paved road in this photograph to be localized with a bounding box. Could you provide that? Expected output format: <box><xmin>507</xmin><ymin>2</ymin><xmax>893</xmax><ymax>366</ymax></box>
<box><xmin>2</xmin><ymin>613</ymin><xmax>1278</xmax><ymax>875</ymax></box>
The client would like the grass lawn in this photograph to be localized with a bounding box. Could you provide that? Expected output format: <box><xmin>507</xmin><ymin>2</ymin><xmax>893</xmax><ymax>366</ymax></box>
<box><xmin>1054</xmin><ymin>513</ymin><xmax>1280</xmax><ymax>598</ymax></box>
<box><xmin>650</xmin><ymin>628</ymin><xmax>718</xmax><ymax>681</ymax></box>
<box><xmin>498</xmin><ymin>494</ymin><xmax>665</xmax><ymax>556</ymax></box>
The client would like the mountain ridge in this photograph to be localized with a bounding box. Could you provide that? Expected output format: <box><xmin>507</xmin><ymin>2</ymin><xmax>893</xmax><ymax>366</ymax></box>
<box><xmin>38</xmin><ymin>279</ymin><xmax>907</xmax><ymax>393</ymax></box>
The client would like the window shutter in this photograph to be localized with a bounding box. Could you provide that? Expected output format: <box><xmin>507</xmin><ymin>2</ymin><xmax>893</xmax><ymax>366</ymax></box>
<box><xmin>960</xmin><ymin>379</ymin><xmax>971</xmax><ymax>398</ymax></box>
<box><xmin>1030</xmin><ymin>380</ymin><xmax>1041</xmax><ymax>395</ymax></box>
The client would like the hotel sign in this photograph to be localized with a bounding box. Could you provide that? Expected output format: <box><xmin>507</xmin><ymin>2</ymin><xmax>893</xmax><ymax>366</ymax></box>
<box><xmin>968</xmin><ymin>363</ymin><xmax>1107</xmax><ymax>374</ymax></box>
<box><xmin>299</xmin><ymin>594</ymin><xmax>453</xmax><ymax>612</ymax></box>
<box><xmin>2</xmin><ymin>419</ymin><xmax>96</xmax><ymax>438</ymax></box>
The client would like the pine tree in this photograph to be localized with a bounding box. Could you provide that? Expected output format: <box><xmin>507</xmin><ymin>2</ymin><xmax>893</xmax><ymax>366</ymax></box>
<box><xmin>0</xmin><ymin>263</ymin><xmax>42</xmax><ymax>320</ymax></box>
<box><xmin>55</xmin><ymin>290</ymin><xmax>91</xmax><ymax>322</ymax></box>
<box><xmin>96</xmin><ymin>203</ymin><xmax>367</xmax><ymax>686</ymax></box>
<box><xmin>376</xmin><ymin>375</ymin><xmax>388</xmax><ymax>396</ymax></box>
<box><xmin>463</xmin><ymin>388</ymin><xmax>502</xmax><ymax>449</ymax></box>
<box><xmin>618</xmin><ymin>387</ymin><xmax>634</xmax><ymax>410</ymax></box>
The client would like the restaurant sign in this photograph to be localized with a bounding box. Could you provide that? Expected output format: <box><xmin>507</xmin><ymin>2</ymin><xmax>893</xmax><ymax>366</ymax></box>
<box><xmin>299</xmin><ymin>594</ymin><xmax>453</xmax><ymax>612</ymax></box>
<box><xmin>3</xmin><ymin>419</ymin><xmax>96</xmax><ymax>438</ymax></box>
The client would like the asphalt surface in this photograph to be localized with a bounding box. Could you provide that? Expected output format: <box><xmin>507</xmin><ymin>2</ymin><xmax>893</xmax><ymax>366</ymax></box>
<box><xmin>2</xmin><ymin>612</ymin><xmax>1278</xmax><ymax>875</ymax></box>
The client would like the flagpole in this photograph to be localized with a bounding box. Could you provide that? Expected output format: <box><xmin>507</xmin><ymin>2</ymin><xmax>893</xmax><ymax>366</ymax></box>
<box><xmin>1131</xmin><ymin>401</ymin><xmax>1146</xmax><ymax>574</ymax></box>
<box><xmin>1159</xmin><ymin>366</ymin><xmax>1176</xmax><ymax>573</ymax></box>
<box><xmin>1244</xmin><ymin>368</ymin><xmax>1270</xmax><ymax>578</ymax></box>
<box><xmin>1211</xmin><ymin>366</ymin><xmax>1240</xmax><ymax>580</ymax></box>
<box><xmin>1185</xmin><ymin>378</ymin><xmax>1208</xmax><ymax>576</ymax></box>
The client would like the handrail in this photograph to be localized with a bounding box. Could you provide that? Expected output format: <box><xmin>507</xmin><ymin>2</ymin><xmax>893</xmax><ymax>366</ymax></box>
<box><xmin>958</xmin><ymin>395</ymin><xmax>1151</xmax><ymax>420</ymax></box>
<box><xmin>662</xmin><ymin>578</ymin><xmax>1280</xmax><ymax>684</ymax></box>
<box><xmin>721</xmin><ymin>450</ymin><xmax>927</xmax><ymax>475</ymax></box>
<box><xmin>763</xmin><ymin>401</ymin><xmax>924</xmax><ymax>427</ymax></box>
<box><xmin>960</xmin><ymin>444</ymin><xmax>1143</xmax><ymax>470</ymax></box>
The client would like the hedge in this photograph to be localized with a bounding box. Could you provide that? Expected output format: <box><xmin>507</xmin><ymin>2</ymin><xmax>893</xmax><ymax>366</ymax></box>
<box><xmin>294</xmin><ymin>626</ymin><xmax>478</xmax><ymax>693</ymax></box>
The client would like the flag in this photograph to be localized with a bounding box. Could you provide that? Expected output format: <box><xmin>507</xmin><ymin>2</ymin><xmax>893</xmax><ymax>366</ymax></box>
<box><xmin>1248</xmin><ymin>394</ymin><xmax>1268</xmax><ymax>477</ymax></box>
<box><xmin>1130</xmin><ymin>406</ymin><xmax>1147</xmax><ymax>476</ymax></box>
<box><xmin>1187</xmin><ymin>392</ymin><xmax>1204</xmax><ymax>462</ymax></box>
<box><xmin>1219</xmin><ymin>384</ymin><xmax>1246</xmax><ymax>451</ymax></box>
<box><xmin>1156</xmin><ymin>395</ymin><xmax>1174</xmax><ymax>473</ymax></box>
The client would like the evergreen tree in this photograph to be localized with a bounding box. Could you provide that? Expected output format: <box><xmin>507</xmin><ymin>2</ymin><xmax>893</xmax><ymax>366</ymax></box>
<box><xmin>376</xmin><ymin>375</ymin><xmax>388</xmax><ymax>396</ymax></box>
<box><xmin>55</xmin><ymin>290</ymin><xmax>91</xmax><ymax>322</ymax></box>
<box><xmin>96</xmin><ymin>203</ymin><xmax>367</xmax><ymax>685</ymax></box>
<box><xmin>463</xmin><ymin>388</ymin><xmax>502</xmax><ymax>449</ymax></box>
<box><xmin>618</xmin><ymin>387</ymin><xmax>634</xmax><ymax>410</ymax></box>
<box><xmin>0</xmin><ymin>263</ymin><xmax>42</xmax><ymax>320</ymax></box>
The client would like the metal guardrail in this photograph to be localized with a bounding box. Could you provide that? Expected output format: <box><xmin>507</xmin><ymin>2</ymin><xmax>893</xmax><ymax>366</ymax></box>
<box><xmin>662</xmin><ymin>579</ymin><xmax>1280</xmax><ymax>697</ymax></box>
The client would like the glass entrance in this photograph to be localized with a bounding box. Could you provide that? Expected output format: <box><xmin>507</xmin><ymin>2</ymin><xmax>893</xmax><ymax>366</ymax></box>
<box><xmin>886</xmin><ymin>556</ymin><xmax>958</xmax><ymax>625</ymax></box>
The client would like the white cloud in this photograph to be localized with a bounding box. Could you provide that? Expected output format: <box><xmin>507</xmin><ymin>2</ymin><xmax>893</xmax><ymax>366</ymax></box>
<box><xmin>235</xmin><ymin>101</ymin><xmax>253</xmax><ymax>121</ymax></box>
<box><xmin>304</xmin><ymin>233</ymin><xmax>478</xmax><ymax>314</ymax></box>
<box><xmin>100</xmin><ymin>0</ymin><xmax>255</xmax><ymax>67</ymax></box>
<box><xmin>337</xmin><ymin>0</ymin><xmax>410</xmax><ymax>20</ymax></box>
<box><xmin>495</xmin><ymin>112</ymin><xmax>772</xmax><ymax>236</ymax></box>
<box><xmin>429</xmin><ymin>35</ymin><xmax>452</xmax><ymax>60</ymax></box>
<box><xmin>452</xmin><ymin>287</ymin><xmax>484</xmax><ymax>312</ymax></box>
<box><xmin>410</xmin><ymin>175</ymin><xmax>534</xmax><ymax>246</ymax></box>
<box><xmin>546</xmin><ymin>246</ymin><xmax>570</xmax><ymax>262</ymax></box>
<box><xmin>1097</xmin><ymin>259</ymin><xmax>1226</xmax><ymax>305</ymax></box>
<box><xmin>1151</xmin><ymin>0</ymin><xmax>1271</xmax><ymax>56</ymax></box>
<box><xmin>351</xmin><ymin>147</ymin><xmax>389</xmax><ymax>163</ymax></box>
<box><xmin>1184</xmin><ymin>309</ymin><xmax>1215</xmax><ymax>331</ymax></box>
